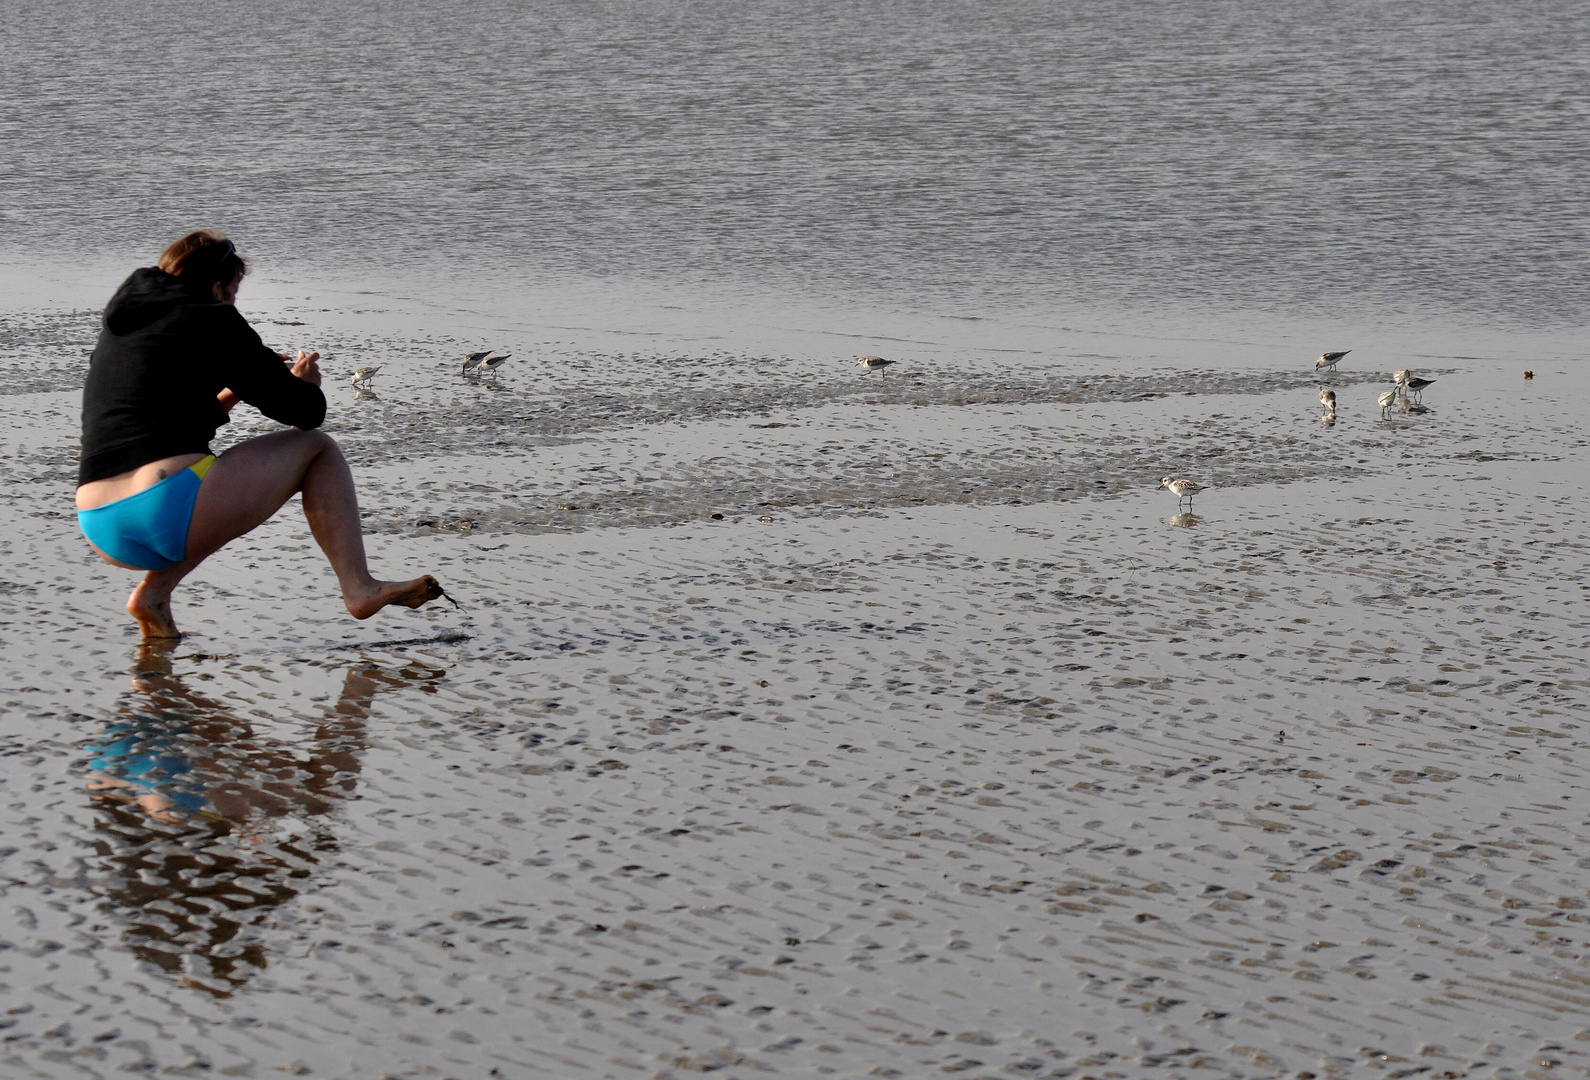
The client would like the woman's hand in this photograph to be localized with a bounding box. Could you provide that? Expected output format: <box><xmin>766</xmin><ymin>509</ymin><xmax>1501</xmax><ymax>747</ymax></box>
<box><xmin>288</xmin><ymin>349</ymin><xmax>322</xmax><ymax>387</ymax></box>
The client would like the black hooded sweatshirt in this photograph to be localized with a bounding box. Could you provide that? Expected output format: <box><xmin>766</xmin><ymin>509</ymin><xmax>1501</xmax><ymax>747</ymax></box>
<box><xmin>78</xmin><ymin>268</ymin><xmax>327</xmax><ymax>485</ymax></box>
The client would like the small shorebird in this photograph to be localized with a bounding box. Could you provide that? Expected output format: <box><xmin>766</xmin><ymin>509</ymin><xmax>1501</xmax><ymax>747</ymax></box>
<box><xmin>462</xmin><ymin>351</ymin><xmax>510</xmax><ymax>378</ymax></box>
<box><xmin>1396</xmin><ymin>372</ymin><xmax>1435</xmax><ymax>401</ymax></box>
<box><xmin>1391</xmin><ymin>369</ymin><xmax>1411</xmax><ymax>386</ymax></box>
<box><xmin>856</xmin><ymin>355</ymin><xmax>896</xmax><ymax>376</ymax></box>
<box><xmin>1161</xmin><ymin>476</ymin><xmax>1203</xmax><ymax>510</ymax></box>
<box><xmin>1315</xmin><ymin>350</ymin><xmax>1350</xmax><ymax>373</ymax></box>
<box><xmin>1319</xmin><ymin>387</ymin><xmax>1337</xmax><ymax>415</ymax></box>
<box><xmin>350</xmin><ymin>365</ymin><xmax>381</xmax><ymax>387</ymax></box>
<box><xmin>1378</xmin><ymin>389</ymin><xmax>1398</xmax><ymax>418</ymax></box>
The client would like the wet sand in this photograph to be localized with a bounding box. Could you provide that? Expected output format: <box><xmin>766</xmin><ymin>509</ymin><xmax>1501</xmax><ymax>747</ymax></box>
<box><xmin>1</xmin><ymin>294</ymin><xmax>1586</xmax><ymax>1078</ymax></box>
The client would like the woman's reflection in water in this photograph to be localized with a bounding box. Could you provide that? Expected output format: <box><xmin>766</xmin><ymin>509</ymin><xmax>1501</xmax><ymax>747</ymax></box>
<box><xmin>82</xmin><ymin>643</ymin><xmax>443</xmax><ymax>996</ymax></box>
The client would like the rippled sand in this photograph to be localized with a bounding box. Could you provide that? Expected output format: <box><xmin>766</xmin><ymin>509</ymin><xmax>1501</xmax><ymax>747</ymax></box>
<box><xmin>1</xmin><ymin>300</ymin><xmax>1585</xmax><ymax>1078</ymax></box>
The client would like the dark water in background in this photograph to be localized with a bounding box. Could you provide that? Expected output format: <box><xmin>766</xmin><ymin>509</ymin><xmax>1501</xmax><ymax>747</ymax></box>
<box><xmin>1</xmin><ymin>0</ymin><xmax>1586</xmax><ymax>330</ymax></box>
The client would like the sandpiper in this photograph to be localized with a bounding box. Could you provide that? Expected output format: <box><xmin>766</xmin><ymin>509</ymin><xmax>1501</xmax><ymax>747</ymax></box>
<box><xmin>478</xmin><ymin>352</ymin><xmax>511</xmax><ymax>375</ymax></box>
<box><xmin>1161</xmin><ymin>476</ymin><xmax>1203</xmax><ymax>510</ymax></box>
<box><xmin>1396</xmin><ymin>372</ymin><xmax>1435</xmax><ymax>401</ymax></box>
<box><xmin>1315</xmin><ymin>350</ymin><xmax>1350</xmax><ymax>372</ymax></box>
<box><xmin>1378</xmin><ymin>389</ymin><xmax>1398</xmax><ymax>418</ymax></box>
<box><xmin>460</xmin><ymin>350</ymin><xmax>492</xmax><ymax>374</ymax></box>
<box><xmin>350</xmin><ymin>365</ymin><xmax>381</xmax><ymax>387</ymax></box>
<box><xmin>856</xmin><ymin>355</ymin><xmax>896</xmax><ymax>376</ymax></box>
<box><xmin>1319</xmin><ymin>387</ymin><xmax>1337</xmax><ymax>415</ymax></box>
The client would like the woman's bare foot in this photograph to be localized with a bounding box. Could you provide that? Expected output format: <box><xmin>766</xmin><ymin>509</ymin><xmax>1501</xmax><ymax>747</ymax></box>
<box><xmin>344</xmin><ymin>575</ymin><xmax>454</xmax><ymax>620</ymax></box>
<box><xmin>128</xmin><ymin>579</ymin><xmax>182</xmax><ymax>639</ymax></box>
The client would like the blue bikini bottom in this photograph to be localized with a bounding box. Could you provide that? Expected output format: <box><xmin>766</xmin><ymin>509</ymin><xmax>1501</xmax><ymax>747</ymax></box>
<box><xmin>78</xmin><ymin>455</ymin><xmax>215</xmax><ymax>570</ymax></box>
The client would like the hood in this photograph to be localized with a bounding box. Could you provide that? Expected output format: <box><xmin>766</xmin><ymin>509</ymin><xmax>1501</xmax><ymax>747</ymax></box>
<box><xmin>103</xmin><ymin>267</ymin><xmax>211</xmax><ymax>335</ymax></box>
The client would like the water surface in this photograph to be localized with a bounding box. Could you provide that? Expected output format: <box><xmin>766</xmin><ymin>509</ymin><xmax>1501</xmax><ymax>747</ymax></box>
<box><xmin>2</xmin><ymin>0</ymin><xmax>1585</xmax><ymax>334</ymax></box>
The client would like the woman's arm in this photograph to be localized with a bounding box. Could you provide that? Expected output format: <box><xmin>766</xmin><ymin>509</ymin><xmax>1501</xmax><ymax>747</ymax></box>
<box><xmin>218</xmin><ymin>330</ymin><xmax>327</xmax><ymax>429</ymax></box>
<box><xmin>217</xmin><ymin>352</ymin><xmax>306</xmax><ymax>412</ymax></box>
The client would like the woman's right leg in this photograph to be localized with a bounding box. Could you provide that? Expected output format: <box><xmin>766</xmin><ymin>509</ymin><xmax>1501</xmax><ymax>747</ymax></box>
<box><xmin>127</xmin><ymin>429</ymin><xmax>444</xmax><ymax>639</ymax></box>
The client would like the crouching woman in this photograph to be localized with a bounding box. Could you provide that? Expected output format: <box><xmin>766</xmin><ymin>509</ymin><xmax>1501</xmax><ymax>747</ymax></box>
<box><xmin>75</xmin><ymin>230</ymin><xmax>448</xmax><ymax>639</ymax></box>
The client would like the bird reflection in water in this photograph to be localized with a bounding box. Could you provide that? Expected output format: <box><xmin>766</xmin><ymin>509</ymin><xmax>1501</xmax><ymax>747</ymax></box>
<box><xmin>1168</xmin><ymin>512</ymin><xmax>1199</xmax><ymax>528</ymax></box>
<box><xmin>81</xmin><ymin>643</ymin><xmax>443</xmax><ymax>996</ymax></box>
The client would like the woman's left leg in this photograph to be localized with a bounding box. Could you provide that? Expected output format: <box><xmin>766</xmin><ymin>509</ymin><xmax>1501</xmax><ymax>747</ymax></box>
<box><xmin>128</xmin><ymin>429</ymin><xmax>444</xmax><ymax>639</ymax></box>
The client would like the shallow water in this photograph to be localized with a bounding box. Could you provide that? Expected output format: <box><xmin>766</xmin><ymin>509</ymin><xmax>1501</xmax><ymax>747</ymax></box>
<box><xmin>2</xmin><ymin>290</ymin><xmax>1588</xmax><ymax>1076</ymax></box>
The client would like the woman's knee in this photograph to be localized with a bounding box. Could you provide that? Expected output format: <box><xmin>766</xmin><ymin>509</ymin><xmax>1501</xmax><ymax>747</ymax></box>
<box><xmin>293</xmin><ymin>428</ymin><xmax>339</xmax><ymax>454</ymax></box>
<box><xmin>304</xmin><ymin>429</ymin><xmax>349</xmax><ymax>468</ymax></box>
<box><xmin>252</xmin><ymin>427</ymin><xmax>341</xmax><ymax>466</ymax></box>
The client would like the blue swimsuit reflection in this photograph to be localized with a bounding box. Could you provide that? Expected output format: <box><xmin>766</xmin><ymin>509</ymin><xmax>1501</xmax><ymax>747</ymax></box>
<box><xmin>85</xmin><ymin>713</ymin><xmax>210</xmax><ymax>820</ymax></box>
<box><xmin>81</xmin><ymin>644</ymin><xmax>443</xmax><ymax>995</ymax></box>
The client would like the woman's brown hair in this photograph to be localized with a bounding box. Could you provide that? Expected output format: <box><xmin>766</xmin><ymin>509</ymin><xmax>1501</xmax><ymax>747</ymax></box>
<box><xmin>157</xmin><ymin>230</ymin><xmax>246</xmax><ymax>290</ymax></box>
